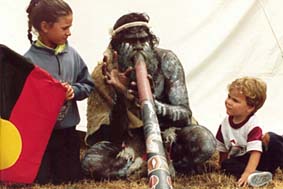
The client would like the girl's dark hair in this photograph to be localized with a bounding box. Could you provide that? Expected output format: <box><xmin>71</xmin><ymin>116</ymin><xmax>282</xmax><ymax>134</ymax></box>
<box><xmin>110</xmin><ymin>12</ymin><xmax>159</xmax><ymax>49</ymax></box>
<box><xmin>26</xmin><ymin>0</ymin><xmax>72</xmax><ymax>44</ymax></box>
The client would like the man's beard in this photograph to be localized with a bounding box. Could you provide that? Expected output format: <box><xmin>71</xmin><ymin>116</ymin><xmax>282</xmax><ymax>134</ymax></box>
<box><xmin>117</xmin><ymin>42</ymin><xmax>159</xmax><ymax>81</ymax></box>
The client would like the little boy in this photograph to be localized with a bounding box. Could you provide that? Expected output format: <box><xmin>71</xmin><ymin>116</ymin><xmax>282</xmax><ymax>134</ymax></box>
<box><xmin>216</xmin><ymin>77</ymin><xmax>283</xmax><ymax>187</ymax></box>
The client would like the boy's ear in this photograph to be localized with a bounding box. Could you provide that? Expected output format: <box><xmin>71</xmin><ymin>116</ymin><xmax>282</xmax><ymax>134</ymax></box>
<box><xmin>40</xmin><ymin>21</ymin><xmax>50</xmax><ymax>33</ymax></box>
<box><xmin>247</xmin><ymin>105</ymin><xmax>255</xmax><ymax>114</ymax></box>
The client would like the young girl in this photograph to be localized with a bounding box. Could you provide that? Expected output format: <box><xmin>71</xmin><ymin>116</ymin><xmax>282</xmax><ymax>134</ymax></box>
<box><xmin>216</xmin><ymin>77</ymin><xmax>283</xmax><ymax>187</ymax></box>
<box><xmin>25</xmin><ymin>0</ymin><xmax>94</xmax><ymax>184</ymax></box>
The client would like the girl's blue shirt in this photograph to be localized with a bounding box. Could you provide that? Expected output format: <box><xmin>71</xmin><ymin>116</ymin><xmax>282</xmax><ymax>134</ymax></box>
<box><xmin>24</xmin><ymin>41</ymin><xmax>95</xmax><ymax>129</ymax></box>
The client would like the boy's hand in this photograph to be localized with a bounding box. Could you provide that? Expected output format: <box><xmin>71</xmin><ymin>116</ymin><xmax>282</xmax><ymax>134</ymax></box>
<box><xmin>238</xmin><ymin>151</ymin><xmax>261</xmax><ymax>187</ymax></box>
<box><xmin>238</xmin><ymin>171</ymin><xmax>250</xmax><ymax>187</ymax></box>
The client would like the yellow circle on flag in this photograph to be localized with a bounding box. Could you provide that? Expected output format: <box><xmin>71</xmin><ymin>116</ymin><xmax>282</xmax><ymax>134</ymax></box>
<box><xmin>0</xmin><ymin>118</ymin><xmax>22</xmax><ymax>170</ymax></box>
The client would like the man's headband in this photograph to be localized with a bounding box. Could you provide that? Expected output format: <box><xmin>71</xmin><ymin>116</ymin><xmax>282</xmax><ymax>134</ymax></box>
<box><xmin>110</xmin><ymin>21</ymin><xmax>150</xmax><ymax>37</ymax></box>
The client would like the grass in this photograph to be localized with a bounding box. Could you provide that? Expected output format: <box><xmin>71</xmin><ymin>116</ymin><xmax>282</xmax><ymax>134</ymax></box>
<box><xmin>1</xmin><ymin>152</ymin><xmax>283</xmax><ymax>189</ymax></box>
<box><xmin>1</xmin><ymin>170</ymin><xmax>283</xmax><ymax>189</ymax></box>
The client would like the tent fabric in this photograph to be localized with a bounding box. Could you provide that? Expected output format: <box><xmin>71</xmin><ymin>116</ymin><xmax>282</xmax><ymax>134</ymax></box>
<box><xmin>71</xmin><ymin>0</ymin><xmax>283</xmax><ymax>135</ymax></box>
<box><xmin>0</xmin><ymin>0</ymin><xmax>282</xmax><ymax>135</ymax></box>
<box><xmin>182</xmin><ymin>0</ymin><xmax>283</xmax><ymax>134</ymax></box>
<box><xmin>0</xmin><ymin>44</ymin><xmax>66</xmax><ymax>183</ymax></box>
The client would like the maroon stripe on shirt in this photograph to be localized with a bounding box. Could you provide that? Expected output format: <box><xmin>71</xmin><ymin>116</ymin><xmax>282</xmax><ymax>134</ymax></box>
<box><xmin>247</xmin><ymin>126</ymin><xmax>262</xmax><ymax>142</ymax></box>
<box><xmin>216</xmin><ymin>125</ymin><xmax>224</xmax><ymax>143</ymax></box>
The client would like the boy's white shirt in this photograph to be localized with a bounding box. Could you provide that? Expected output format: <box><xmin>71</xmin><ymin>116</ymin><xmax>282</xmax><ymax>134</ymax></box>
<box><xmin>216</xmin><ymin>114</ymin><xmax>263</xmax><ymax>158</ymax></box>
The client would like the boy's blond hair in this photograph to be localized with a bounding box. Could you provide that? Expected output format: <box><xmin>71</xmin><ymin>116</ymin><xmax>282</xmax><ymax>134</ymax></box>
<box><xmin>228</xmin><ymin>77</ymin><xmax>267</xmax><ymax>113</ymax></box>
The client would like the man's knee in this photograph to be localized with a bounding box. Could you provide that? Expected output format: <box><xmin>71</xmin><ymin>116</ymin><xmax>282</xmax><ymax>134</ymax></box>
<box><xmin>173</xmin><ymin>125</ymin><xmax>216</xmax><ymax>164</ymax></box>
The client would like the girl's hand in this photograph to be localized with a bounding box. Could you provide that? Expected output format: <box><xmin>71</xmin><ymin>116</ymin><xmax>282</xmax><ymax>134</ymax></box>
<box><xmin>62</xmin><ymin>82</ymin><xmax>74</xmax><ymax>100</ymax></box>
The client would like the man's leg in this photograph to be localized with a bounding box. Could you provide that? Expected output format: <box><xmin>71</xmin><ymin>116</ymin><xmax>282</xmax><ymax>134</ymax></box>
<box><xmin>171</xmin><ymin>125</ymin><xmax>216</xmax><ymax>173</ymax></box>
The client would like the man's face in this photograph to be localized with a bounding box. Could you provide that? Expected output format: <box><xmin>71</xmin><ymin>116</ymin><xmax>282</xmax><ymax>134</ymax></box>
<box><xmin>116</xmin><ymin>29</ymin><xmax>158</xmax><ymax>80</ymax></box>
<box><xmin>117</xmin><ymin>36</ymin><xmax>151</xmax><ymax>69</ymax></box>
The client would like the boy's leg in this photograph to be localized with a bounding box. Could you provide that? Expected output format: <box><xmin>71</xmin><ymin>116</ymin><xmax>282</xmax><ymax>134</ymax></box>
<box><xmin>259</xmin><ymin>132</ymin><xmax>283</xmax><ymax>173</ymax></box>
<box><xmin>221</xmin><ymin>154</ymin><xmax>249</xmax><ymax>178</ymax></box>
<box><xmin>247</xmin><ymin>171</ymin><xmax>272</xmax><ymax>187</ymax></box>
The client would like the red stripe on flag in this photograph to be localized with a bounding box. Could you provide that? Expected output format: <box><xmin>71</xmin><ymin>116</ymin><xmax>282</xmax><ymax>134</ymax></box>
<box><xmin>0</xmin><ymin>66</ymin><xmax>66</xmax><ymax>183</ymax></box>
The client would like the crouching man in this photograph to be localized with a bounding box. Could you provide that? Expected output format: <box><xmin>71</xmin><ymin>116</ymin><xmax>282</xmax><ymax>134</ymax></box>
<box><xmin>82</xmin><ymin>12</ymin><xmax>216</xmax><ymax>180</ymax></box>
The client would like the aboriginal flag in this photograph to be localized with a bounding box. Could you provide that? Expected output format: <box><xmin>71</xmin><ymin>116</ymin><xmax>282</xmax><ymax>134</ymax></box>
<box><xmin>0</xmin><ymin>44</ymin><xmax>66</xmax><ymax>183</ymax></box>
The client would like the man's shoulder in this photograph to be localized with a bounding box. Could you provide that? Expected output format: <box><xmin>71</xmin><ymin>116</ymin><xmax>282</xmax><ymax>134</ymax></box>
<box><xmin>154</xmin><ymin>47</ymin><xmax>175</xmax><ymax>56</ymax></box>
<box><xmin>154</xmin><ymin>47</ymin><xmax>183</xmax><ymax>70</ymax></box>
<box><xmin>154</xmin><ymin>47</ymin><xmax>180</xmax><ymax>64</ymax></box>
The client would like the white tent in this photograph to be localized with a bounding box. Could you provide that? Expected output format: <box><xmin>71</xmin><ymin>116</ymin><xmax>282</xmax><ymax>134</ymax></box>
<box><xmin>1</xmin><ymin>0</ymin><xmax>282</xmax><ymax>135</ymax></box>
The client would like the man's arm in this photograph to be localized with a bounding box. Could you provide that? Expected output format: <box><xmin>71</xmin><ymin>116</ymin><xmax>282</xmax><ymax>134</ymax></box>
<box><xmin>154</xmin><ymin>49</ymin><xmax>192</xmax><ymax>127</ymax></box>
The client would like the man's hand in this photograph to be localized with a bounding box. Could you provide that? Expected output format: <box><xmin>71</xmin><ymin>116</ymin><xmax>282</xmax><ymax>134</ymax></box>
<box><xmin>102</xmin><ymin>51</ymin><xmax>135</xmax><ymax>100</ymax></box>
